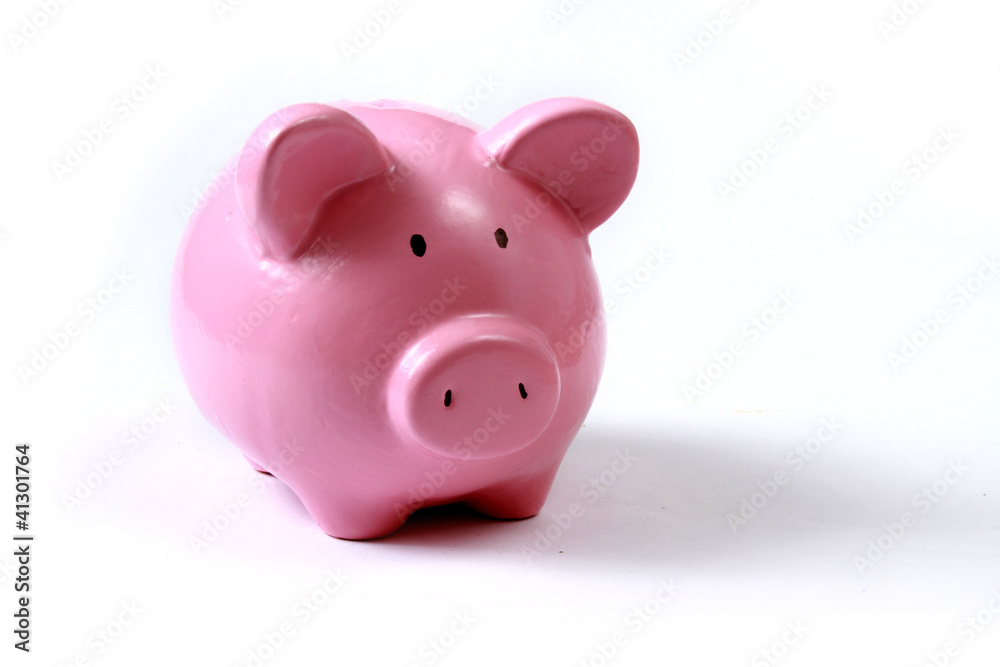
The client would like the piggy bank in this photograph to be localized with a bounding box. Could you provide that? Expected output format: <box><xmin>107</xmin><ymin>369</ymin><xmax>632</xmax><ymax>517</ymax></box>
<box><xmin>171</xmin><ymin>98</ymin><xmax>639</xmax><ymax>539</ymax></box>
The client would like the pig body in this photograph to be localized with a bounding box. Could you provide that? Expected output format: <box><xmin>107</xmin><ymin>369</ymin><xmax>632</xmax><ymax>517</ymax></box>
<box><xmin>171</xmin><ymin>98</ymin><xmax>639</xmax><ymax>539</ymax></box>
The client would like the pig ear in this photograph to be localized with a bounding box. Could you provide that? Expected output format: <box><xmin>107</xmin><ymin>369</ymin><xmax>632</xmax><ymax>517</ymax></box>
<box><xmin>236</xmin><ymin>104</ymin><xmax>391</xmax><ymax>260</ymax></box>
<box><xmin>479</xmin><ymin>98</ymin><xmax>639</xmax><ymax>234</ymax></box>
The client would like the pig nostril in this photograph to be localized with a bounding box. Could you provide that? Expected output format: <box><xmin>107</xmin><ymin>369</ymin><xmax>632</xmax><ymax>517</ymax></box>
<box><xmin>518</xmin><ymin>383</ymin><xmax>527</xmax><ymax>399</ymax></box>
<box><xmin>444</xmin><ymin>389</ymin><xmax>452</xmax><ymax>407</ymax></box>
<box><xmin>494</xmin><ymin>228</ymin><xmax>508</xmax><ymax>249</ymax></box>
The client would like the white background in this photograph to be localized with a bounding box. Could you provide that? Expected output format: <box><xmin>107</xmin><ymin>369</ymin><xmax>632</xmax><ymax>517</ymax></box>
<box><xmin>3</xmin><ymin>0</ymin><xmax>999</xmax><ymax>665</ymax></box>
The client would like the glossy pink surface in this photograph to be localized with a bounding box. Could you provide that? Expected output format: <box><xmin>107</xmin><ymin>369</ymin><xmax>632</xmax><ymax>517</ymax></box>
<box><xmin>171</xmin><ymin>98</ymin><xmax>639</xmax><ymax>539</ymax></box>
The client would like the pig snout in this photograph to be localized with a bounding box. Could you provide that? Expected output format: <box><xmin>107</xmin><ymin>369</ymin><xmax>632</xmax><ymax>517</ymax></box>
<box><xmin>387</xmin><ymin>316</ymin><xmax>561</xmax><ymax>460</ymax></box>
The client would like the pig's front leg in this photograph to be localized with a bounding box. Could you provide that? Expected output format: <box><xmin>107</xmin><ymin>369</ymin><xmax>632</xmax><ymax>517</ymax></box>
<box><xmin>295</xmin><ymin>488</ymin><xmax>417</xmax><ymax>540</ymax></box>
<box><xmin>464</xmin><ymin>465</ymin><xmax>561</xmax><ymax>520</ymax></box>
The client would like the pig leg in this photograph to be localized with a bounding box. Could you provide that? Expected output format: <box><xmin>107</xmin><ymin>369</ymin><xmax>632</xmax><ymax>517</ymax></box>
<box><xmin>297</xmin><ymin>491</ymin><xmax>416</xmax><ymax>540</ymax></box>
<box><xmin>465</xmin><ymin>467</ymin><xmax>560</xmax><ymax>520</ymax></box>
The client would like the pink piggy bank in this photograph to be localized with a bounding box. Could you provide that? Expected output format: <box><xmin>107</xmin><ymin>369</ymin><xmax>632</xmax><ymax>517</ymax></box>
<box><xmin>171</xmin><ymin>98</ymin><xmax>639</xmax><ymax>539</ymax></box>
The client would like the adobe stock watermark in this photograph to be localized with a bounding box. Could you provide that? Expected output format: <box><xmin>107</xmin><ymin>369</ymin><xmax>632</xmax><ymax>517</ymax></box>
<box><xmin>213</xmin><ymin>0</ymin><xmax>251</xmax><ymax>20</ymax></box>
<box><xmin>51</xmin><ymin>65</ymin><xmax>168</xmax><ymax>182</ymax></box>
<box><xmin>750</xmin><ymin>621</ymin><xmax>808</xmax><ymax>667</ymax></box>
<box><xmin>445</xmin><ymin>74</ymin><xmax>501</xmax><ymax>122</ymax></box>
<box><xmin>392</xmin><ymin>406</ymin><xmax>513</xmax><ymax>523</ymax></box>
<box><xmin>383</xmin><ymin>73</ymin><xmax>500</xmax><ymax>192</ymax></box>
<box><xmin>405</xmin><ymin>611</ymin><xmax>476</xmax><ymax>667</ymax></box>
<box><xmin>853</xmin><ymin>459</ymin><xmax>969</xmax><ymax>575</ymax></box>
<box><xmin>61</xmin><ymin>398</ymin><xmax>179</xmax><ymax>513</ymax></box>
<box><xmin>7</xmin><ymin>0</ymin><xmax>72</xmax><ymax>54</ymax></box>
<box><xmin>232</xmin><ymin>570</ymin><xmax>350</xmax><ymax>667</ymax></box>
<box><xmin>522</xmin><ymin>449</ymin><xmax>638</xmax><ymax>561</ymax></box>
<box><xmin>178</xmin><ymin>106</ymin><xmax>300</xmax><ymax>223</ymax></box>
<box><xmin>545</xmin><ymin>0</ymin><xmax>593</xmax><ymax>30</ymax></box>
<box><xmin>608</xmin><ymin>245</ymin><xmax>671</xmax><ymax>308</ymax></box>
<box><xmin>501</xmin><ymin>113</ymin><xmax>655</xmax><ymax>367</ymax></box>
<box><xmin>876</xmin><ymin>0</ymin><xmax>932</xmax><ymax>40</ymax></box>
<box><xmin>682</xmin><ymin>289</ymin><xmax>797</xmax><ymax>402</ymax></box>
<box><xmin>718</xmin><ymin>84</ymin><xmax>833</xmax><ymax>201</ymax></box>
<box><xmin>224</xmin><ymin>238</ymin><xmax>348</xmax><ymax>351</ymax></box>
<box><xmin>339</xmin><ymin>0</ymin><xmax>415</xmax><ymax>63</ymax></box>
<box><xmin>180</xmin><ymin>162</ymin><xmax>235</xmax><ymax>222</ymax></box>
<box><xmin>671</xmin><ymin>0</ymin><xmax>757</xmax><ymax>73</ymax></box>
<box><xmin>17</xmin><ymin>268</ymin><xmax>134</xmax><ymax>385</ymax></box>
<box><xmin>554</xmin><ymin>244</ymin><xmax>670</xmax><ymax>364</ymax></box>
<box><xmin>190</xmin><ymin>439</ymin><xmax>306</xmax><ymax>554</ymax></box>
<box><xmin>56</xmin><ymin>600</ymin><xmax>144</xmax><ymax>667</ymax></box>
<box><xmin>887</xmin><ymin>254</ymin><xmax>998</xmax><ymax>371</ymax></box>
<box><xmin>349</xmin><ymin>277</ymin><xmax>468</xmax><ymax>394</ymax></box>
<box><xmin>385</xmin><ymin>127</ymin><xmax>448</xmax><ymax>192</ymax></box>
<box><xmin>726</xmin><ymin>418</ymin><xmax>843</xmax><ymax>534</ymax></box>
<box><xmin>843</xmin><ymin>126</ymin><xmax>958</xmax><ymax>243</ymax></box>
<box><xmin>508</xmin><ymin>116</ymin><xmax>631</xmax><ymax>234</ymax></box>
<box><xmin>916</xmin><ymin>588</ymin><xmax>1000</xmax><ymax>667</ymax></box>
<box><xmin>577</xmin><ymin>579</ymin><xmax>680</xmax><ymax>667</ymax></box>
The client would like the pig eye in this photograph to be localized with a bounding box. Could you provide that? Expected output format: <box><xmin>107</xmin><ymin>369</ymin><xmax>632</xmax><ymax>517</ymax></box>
<box><xmin>518</xmin><ymin>382</ymin><xmax>527</xmax><ymax>399</ymax></box>
<box><xmin>410</xmin><ymin>234</ymin><xmax>426</xmax><ymax>257</ymax></box>
<box><xmin>494</xmin><ymin>228</ymin><xmax>508</xmax><ymax>249</ymax></box>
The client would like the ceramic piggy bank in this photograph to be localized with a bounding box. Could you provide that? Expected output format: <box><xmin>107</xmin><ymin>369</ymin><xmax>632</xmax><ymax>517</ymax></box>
<box><xmin>171</xmin><ymin>98</ymin><xmax>639</xmax><ymax>539</ymax></box>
